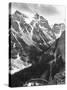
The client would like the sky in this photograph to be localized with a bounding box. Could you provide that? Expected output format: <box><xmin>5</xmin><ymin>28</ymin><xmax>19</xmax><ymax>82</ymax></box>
<box><xmin>10</xmin><ymin>3</ymin><xmax>66</xmax><ymax>26</ymax></box>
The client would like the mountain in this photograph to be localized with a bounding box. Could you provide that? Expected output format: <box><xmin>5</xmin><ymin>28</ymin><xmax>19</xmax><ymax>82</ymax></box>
<box><xmin>9</xmin><ymin>10</ymin><xmax>65</xmax><ymax>74</ymax></box>
<box><xmin>11</xmin><ymin>11</ymin><xmax>58</xmax><ymax>47</ymax></box>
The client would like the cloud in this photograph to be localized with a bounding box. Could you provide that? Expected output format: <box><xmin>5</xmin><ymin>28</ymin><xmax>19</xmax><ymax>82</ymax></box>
<box><xmin>12</xmin><ymin>3</ymin><xmax>33</xmax><ymax>13</ymax></box>
<box><xmin>39</xmin><ymin>5</ymin><xmax>59</xmax><ymax>15</ymax></box>
<box><xmin>12</xmin><ymin>3</ymin><xmax>59</xmax><ymax>15</ymax></box>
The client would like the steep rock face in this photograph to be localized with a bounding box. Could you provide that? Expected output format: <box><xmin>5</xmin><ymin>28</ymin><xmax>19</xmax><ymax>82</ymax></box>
<box><xmin>52</xmin><ymin>23</ymin><xmax>65</xmax><ymax>39</ymax></box>
<box><xmin>31</xmin><ymin>13</ymin><xmax>56</xmax><ymax>46</ymax></box>
<box><xmin>9</xmin><ymin>10</ymin><xmax>65</xmax><ymax>74</ymax></box>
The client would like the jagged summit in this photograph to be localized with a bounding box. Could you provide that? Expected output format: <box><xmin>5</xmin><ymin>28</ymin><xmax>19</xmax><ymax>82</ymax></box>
<box><xmin>14</xmin><ymin>10</ymin><xmax>28</xmax><ymax>18</ymax></box>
